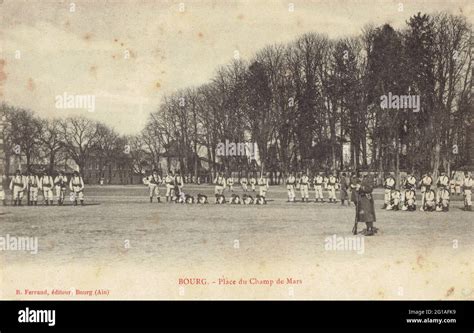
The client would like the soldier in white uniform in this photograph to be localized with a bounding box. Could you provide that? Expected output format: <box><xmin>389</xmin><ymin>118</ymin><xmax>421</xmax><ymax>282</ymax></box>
<box><xmin>69</xmin><ymin>171</ymin><xmax>85</xmax><ymax>206</ymax></box>
<box><xmin>423</xmin><ymin>189</ymin><xmax>436</xmax><ymax>212</ymax></box>
<box><xmin>0</xmin><ymin>174</ymin><xmax>7</xmax><ymax>205</ymax></box>
<box><xmin>436</xmin><ymin>171</ymin><xmax>449</xmax><ymax>205</ymax></box>
<box><xmin>257</xmin><ymin>172</ymin><xmax>269</xmax><ymax>204</ymax></box>
<box><xmin>327</xmin><ymin>173</ymin><xmax>338</xmax><ymax>203</ymax></box>
<box><xmin>54</xmin><ymin>171</ymin><xmax>68</xmax><ymax>206</ymax></box>
<box><xmin>436</xmin><ymin>188</ymin><xmax>450</xmax><ymax>212</ymax></box>
<box><xmin>383</xmin><ymin>173</ymin><xmax>396</xmax><ymax>209</ymax></box>
<box><xmin>249</xmin><ymin>176</ymin><xmax>256</xmax><ymax>192</ymax></box>
<box><xmin>455</xmin><ymin>175</ymin><xmax>462</xmax><ymax>196</ymax></box>
<box><xmin>164</xmin><ymin>170</ymin><xmax>175</xmax><ymax>202</ymax></box>
<box><xmin>27</xmin><ymin>171</ymin><xmax>40</xmax><ymax>206</ymax></box>
<box><xmin>286</xmin><ymin>172</ymin><xmax>296</xmax><ymax>202</ymax></box>
<box><xmin>40</xmin><ymin>171</ymin><xmax>54</xmax><ymax>206</ymax></box>
<box><xmin>146</xmin><ymin>169</ymin><xmax>162</xmax><ymax>203</ymax></box>
<box><xmin>402</xmin><ymin>188</ymin><xmax>416</xmax><ymax>211</ymax></box>
<box><xmin>313</xmin><ymin>172</ymin><xmax>324</xmax><ymax>202</ymax></box>
<box><xmin>386</xmin><ymin>189</ymin><xmax>400</xmax><ymax>210</ymax></box>
<box><xmin>10</xmin><ymin>170</ymin><xmax>26</xmax><ymax>206</ymax></box>
<box><xmin>419</xmin><ymin>172</ymin><xmax>433</xmax><ymax>211</ymax></box>
<box><xmin>401</xmin><ymin>172</ymin><xmax>417</xmax><ymax>204</ymax></box>
<box><xmin>214</xmin><ymin>172</ymin><xmax>226</xmax><ymax>195</ymax></box>
<box><xmin>240</xmin><ymin>176</ymin><xmax>248</xmax><ymax>192</ymax></box>
<box><xmin>299</xmin><ymin>172</ymin><xmax>310</xmax><ymax>202</ymax></box>
<box><xmin>226</xmin><ymin>176</ymin><xmax>234</xmax><ymax>192</ymax></box>
<box><xmin>462</xmin><ymin>171</ymin><xmax>472</xmax><ymax>211</ymax></box>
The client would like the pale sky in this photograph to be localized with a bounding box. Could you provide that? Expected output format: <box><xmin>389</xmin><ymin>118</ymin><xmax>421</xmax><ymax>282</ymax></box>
<box><xmin>0</xmin><ymin>0</ymin><xmax>471</xmax><ymax>134</ymax></box>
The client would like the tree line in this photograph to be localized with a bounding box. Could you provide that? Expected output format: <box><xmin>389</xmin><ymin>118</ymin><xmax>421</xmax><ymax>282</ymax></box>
<box><xmin>1</xmin><ymin>12</ymin><xmax>472</xmax><ymax>185</ymax></box>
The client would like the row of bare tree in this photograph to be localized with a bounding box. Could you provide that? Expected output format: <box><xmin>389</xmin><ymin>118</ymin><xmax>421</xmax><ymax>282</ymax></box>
<box><xmin>1</xmin><ymin>12</ymin><xmax>472</xmax><ymax>184</ymax></box>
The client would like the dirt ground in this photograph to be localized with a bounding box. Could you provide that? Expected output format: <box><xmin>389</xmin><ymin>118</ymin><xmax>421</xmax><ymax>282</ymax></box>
<box><xmin>0</xmin><ymin>184</ymin><xmax>472</xmax><ymax>300</ymax></box>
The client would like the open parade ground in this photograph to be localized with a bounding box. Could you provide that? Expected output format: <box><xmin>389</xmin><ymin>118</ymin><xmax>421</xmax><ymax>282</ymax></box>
<box><xmin>0</xmin><ymin>185</ymin><xmax>472</xmax><ymax>300</ymax></box>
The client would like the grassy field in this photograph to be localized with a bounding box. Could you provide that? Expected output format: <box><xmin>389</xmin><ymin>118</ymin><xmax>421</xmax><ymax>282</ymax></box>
<box><xmin>0</xmin><ymin>184</ymin><xmax>472</xmax><ymax>300</ymax></box>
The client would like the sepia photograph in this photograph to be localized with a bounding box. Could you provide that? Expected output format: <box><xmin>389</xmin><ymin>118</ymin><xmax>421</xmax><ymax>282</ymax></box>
<box><xmin>0</xmin><ymin>0</ymin><xmax>473</xmax><ymax>327</ymax></box>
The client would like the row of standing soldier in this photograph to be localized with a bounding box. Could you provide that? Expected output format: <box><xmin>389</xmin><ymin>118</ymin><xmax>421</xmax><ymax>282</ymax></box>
<box><xmin>0</xmin><ymin>170</ymin><xmax>85</xmax><ymax>206</ymax></box>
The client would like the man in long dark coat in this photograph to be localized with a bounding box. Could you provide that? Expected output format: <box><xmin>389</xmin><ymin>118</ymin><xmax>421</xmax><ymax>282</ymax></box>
<box><xmin>356</xmin><ymin>174</ymin><xmax>377</xmax><ymax>236</ymax></box>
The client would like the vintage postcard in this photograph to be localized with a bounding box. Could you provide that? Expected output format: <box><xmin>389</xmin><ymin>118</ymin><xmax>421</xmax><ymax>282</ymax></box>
<box><xmin>0</xmin><ymin>0</ymin><xmax>473</xmax><ymax>304</ymax></box>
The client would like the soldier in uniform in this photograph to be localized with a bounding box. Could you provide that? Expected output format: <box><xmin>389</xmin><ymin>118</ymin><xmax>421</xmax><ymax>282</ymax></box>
<box><xmin>242</xmin><ymin>193</ymin><xmax>254</xmax><ymax>205</ymax></box>
<box><xmin>462</xmin><ymin>171</ymin><xmax>472</xmax><ymax>211</ymax></box>
<box><xmin>230</xmin><ymin>194</ymin><xmax>241</xmax><ymax>204</ymax></box>
<box><xmin>383</xmin><ymin>173</ymin><xmax>396</xmax><ymax>209</ymax></box>
<box><xmin>0</xmin><ymin>174</ymin><xmax>8</xmax><ymax>205</ymax></box>
<box><xmin>327</xmin><ymin>172</ymin><xmax>338</xmax><ymax>203</ymax></box>
<box><xmin>423</xmin><ymin>189</ymin><xmax>437</xmax><ymax>212</ymax></box>
<box><xmin>313</xmin><ymin>172</ymin><xmax>325</xmax><ymax>203</ymax></box>
<box><xmin>402</xmin><ymin>172</ymin><xmax>417</xmax><ymax>204</ymax></box>
<box><xmin>145</xmin><ymin>169</ymin><xmax>162</xmax><ymax>203</ymax></box>
<box><xmin>436</xmin><ymin>171</ymin><xmax>449</xmax><ymax>206</ymax></box>
<box><xmin>10</xmin><ymin>170</ymin><xmax>26</xmax><ymax>206</ymax></box>
<box><xmin>40</xmin><ymin>171</ymin><xmax>54</xmax><ymax>206</ymax></box>
<box><xmin>226</xmin><ymin>175</ymin><xmax>234</xmax><ymax>192</ymax></box>
<box><xmin>401</xmin><ymin>188</ymin><xmax>416</xmax><ymax>211</ymax></box>
<box><xmin>164</xmin><ymin>170</ymin><xmax>175</xmax><ymax>202</ymax></box>
<box><xmin>214</xmin><ymin>172</ymin><xmax>226</xmax><ymax>196</ymax></box>
<box><xmin>286</xmin><ymin>172</ymin><xmax>296</xmax><ymax>202</ymax></box>
<box><xmin>436</xmin><ymin>188</ymin><xmax>450</xmax><ymax>212</ymax></box>
<box><xmin>54</xmin><ymin>171</ymin><xmax>68</xmax><ymax>206</ymax></box>
<box><xmin>339</xmin><ymin>172</ymin><xmax>349</xmax><ymax>206</ymax></box>
<box><xmin>355</xmin><ymin>174</ymin><xmax>377</xmax><ymax>236</ymax></box>
<box><xmin>197</xmin><ymin>193</ymin><xmax>208</xmax><ymax>204</ymax></box>
<box><xmin>240</xmin><ymin>176</ymin><xmax>248</xmax><ymax>192</ymax></box>
<box><xmin>419</xmin><ymin>172</ymin><xmax>433</xmax><ymax>211</ymax></box>
<box><xmin>27</xmin><ymin>171</ymin><xmax>40</xmax><ymax>206</ymax></box>
<box><xmin>257</xmin><ymin>172</ymin><xmax>269</xmax><ymax>204</ymax></box>
<box><xmin>386</xmin><ymin>189</ymin><xmax>400</xmax><ymax>210</ymax></box>
<box><xmin>69</xmin><ymin>171</ymin><xmax>85</xmax><ymax>206</ymax></box>
<box><xmin>299</xmin><ymin>172</ymin><xmax>310</xmax><ymax>202</ymax></box>
<box><xmin>455</xmin><ymin>174</ymin><xmax>463</xmax><ymax>196</ymax></box>
<box><xmin>249</xmin><ymin>175</ymin><xmax>257</xmax><ymax>192</ymax></box>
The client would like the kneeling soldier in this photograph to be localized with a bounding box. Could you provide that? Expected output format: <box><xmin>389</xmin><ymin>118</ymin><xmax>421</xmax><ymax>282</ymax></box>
<box><xmin>402</xmin><ymin>189</ymin><xmax>416</xmax><ymax>211</ymax></box>
<box><xmin>10</xmin><ymin>170</ymin><xmax>26</xmax><ymax>206</ymax></box>
<box><xmin>69</xmin><ymin>171</ymin><xmax>85</xmax><ymax>206</ymax></box>
<box><xmin>436</xmin><ymin>188</ymin><xmax>450</xmax><ymax>212</ymax></box>
<box><xmin>386</xmin><ymin>189</ymin><xmax>400</xmax><ymax>210</ymax></box>
<box><xmin>423</xmin><ymin>189</ymin><xmax>437</xmax><ymax>211</ymax></box>
<box><xmin>214</xmin><ymin>172</ymin><xmax>226</xmax><ymax>196</ymax></box>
